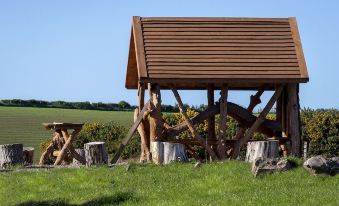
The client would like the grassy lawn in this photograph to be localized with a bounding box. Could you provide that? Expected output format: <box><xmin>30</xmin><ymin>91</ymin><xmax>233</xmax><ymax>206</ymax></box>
<box><xmin>0</xmin><ymin>162</ymin><xmax>338</xmax><ymax>206</ymax></box>
<box><xmin>0</xmin><ymin>106</ymin><xmax>133</xmax><ymax>162</ymax></box>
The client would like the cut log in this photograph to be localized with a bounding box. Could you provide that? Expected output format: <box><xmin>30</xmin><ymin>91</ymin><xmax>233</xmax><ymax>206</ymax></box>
<box><xmin>164</xmin><ymin>101</ymin><xmax>281</xmax><ymax>140</ymax></box>
<box><xmin>84</xmin><ymin>142</ymin><xmax>108</xmax><ymax>166</ymax></box>
<box><xmin>23</xmin><ymin>147</ymin><xmax>34</xmax><ymax>165</ymax></box>
<box><xmin>245</xmin><ymin>140</ymin><xmax>279</xmax><ymax>163</ymax></box>
<box><xmin>151</xmin><ymin>141</ymin><xmax>164</xmax><ymax>164</ymax></box>
<box><xmin>163</xmin><ymin>142</ymin><xmax>188</xmax><ymax>164</ymax></box>
<box><xmin>0</xmin><ymin>144</ymin><xmax>23</xmax><ymax>168</ymax></box>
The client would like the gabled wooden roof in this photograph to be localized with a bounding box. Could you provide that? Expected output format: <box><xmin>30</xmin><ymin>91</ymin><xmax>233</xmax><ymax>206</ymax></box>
<box><xmin>126</xmin><ymin>17</ymin><xmax>309</xmax><ymax>90</ymax></box>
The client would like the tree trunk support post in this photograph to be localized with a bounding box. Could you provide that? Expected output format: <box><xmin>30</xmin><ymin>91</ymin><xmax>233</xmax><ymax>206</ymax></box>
<box><xmin>218</xmin><ymin>84</ymin><xmax>228</xmax><ymax>159</ymax></box>
<box><xmin>287</xmin><ymin>83</ymin><xmax>301</xmax><ymax>157</ymax></box>
<box><xmin>207</xmin><ymin>84</ymin><xmax>216</xmax><ymax>140</ymax></box>
<box><xmin>148</xmin><ymin>83</ymin><xmax>164</xmax><ymax>164</ymax></box>
<box><xmin>170</xmin><ymin>86</ymin><xmax>219</xmax><ymax>160</ymax></box>
<box><xmin>137</xmin><ymin>83</ymin><xmax>151</xmax><ymax>162</ymax></box>
<box><xmin>231</xmin><ymin>85</ymin><xmax>284</xmax><ymax>159</ymax></box>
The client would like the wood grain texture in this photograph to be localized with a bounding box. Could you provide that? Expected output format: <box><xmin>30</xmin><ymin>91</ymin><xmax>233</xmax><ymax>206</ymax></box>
<box><xmin>125</xmin><ymin>16</ymin><xmax>309</xmax><ymax>89</ymax></box>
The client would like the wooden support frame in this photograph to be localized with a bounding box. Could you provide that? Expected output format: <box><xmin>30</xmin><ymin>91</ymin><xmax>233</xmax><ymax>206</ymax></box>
<box><xmin>233</xmin><ymin>89</ymin><xmax>264</xmax><ymax>141</ymax></box>
<box><xmin>231</xmin><ymin>85</ymin><xmax>284</xmax><ymax>159</ymax></box>
<box><xmin>170</xmin><ymin>86</ymin><xmax>219</xmax><ymax>160</ymax></box>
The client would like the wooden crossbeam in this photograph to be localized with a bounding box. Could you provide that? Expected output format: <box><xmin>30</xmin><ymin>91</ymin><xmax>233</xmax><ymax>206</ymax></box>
<box><xmin>231</xmin><ymin>85</ymin><xmax>284</xmax><ymax>159</ymax></box>
<box><xmin>111</xmin><ymin>100</ymin><xmax>151</xmax><ymax>164</ymax></box>
<box><xmin>233</xmin><ymin>89</ymin><xmax>264</xmax><ymax>140</ymax></box>
<box><xmin>164</xmin><ymin>101</ymin><xmax>281</xmax><ymax>140</ymax></box>
<box><xmin>170</xmin><ymin>86</ymin><xmax>219</xmax><ymax>160</ymax></box>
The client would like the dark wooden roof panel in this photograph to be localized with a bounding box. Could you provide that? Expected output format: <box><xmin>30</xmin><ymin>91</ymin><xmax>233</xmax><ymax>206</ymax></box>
<box><xmin>125</xmin><ymin>17</ymin><xmax>309</xmax><ymax>89</ymax></box>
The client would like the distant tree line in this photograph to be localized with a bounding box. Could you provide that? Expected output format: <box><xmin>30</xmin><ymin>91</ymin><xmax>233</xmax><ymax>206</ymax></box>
<box><xmin>0</xmin><ymin>99</ymin><xmax>207</xmax><ymax>113</ymax></box>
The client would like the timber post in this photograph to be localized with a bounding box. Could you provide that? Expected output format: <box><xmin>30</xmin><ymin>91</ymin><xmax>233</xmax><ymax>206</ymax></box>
<box><xmin>218</xmin><ymin>84</ymin><xmax>228</xmax><ymax>159</ymax></box>
<box><xmin>149</xmin><ymin>83</ymin><xmax>164</xmax><ymax>164</ymax></box>
<box><xmin>287</xmin><ymin>83</ymin><xmax>302</xmax><ymax>157</ymax></box>
<box><xmin>137</xmin><ymin>83</ymin><xmax>151</xmax><ymax>162</ymax></box>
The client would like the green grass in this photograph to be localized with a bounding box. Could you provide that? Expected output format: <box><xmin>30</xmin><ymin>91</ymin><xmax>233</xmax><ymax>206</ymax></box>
<box><xmin>0</xmin><ymin>106</ymin><xmax>133</xmax><ymax>162</ymax></box>
<box><xmin>0</xmin><ymin>162</ymin><xmax>338</xmax><ymax>206</ymax></box>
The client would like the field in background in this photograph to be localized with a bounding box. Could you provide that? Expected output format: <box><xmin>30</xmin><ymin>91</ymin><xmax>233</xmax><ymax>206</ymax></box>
<box><xmin>0</xmin><ymin>106</ymin><xmax>133</xmax><ymax>162</ymax></box>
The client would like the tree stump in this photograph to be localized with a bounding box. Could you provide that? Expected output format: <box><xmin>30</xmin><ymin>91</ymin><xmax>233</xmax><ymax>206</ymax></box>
<box><xmin>151</xmin><ymin>141</ymin><xmax>164</xmax><ymax>165</ymax></box>
<box><xmin>23</xmin><ymin>147</ymin><xmax>34</xmax><ymax>165</ymax></box>
<box><xmin>245</xmin><ymin>140</ymin><xmax>279</xmax><ymax>163</ymax></box>
<box><xmin>0</xmin><ymin>144</ymin><xmax>24</xmax><ymax>168</ymax></box>
<box><xmin>163</xmin><ymin>142</ymin><xmax>188</xmax><ymax>164</ymax></box>
<box><xmin>73</xmin><ymin>148</ymin><xmax>85</xmax><ymax>166</ymax></box>
<box><xmin>84</xmin><ymin>142</ymin><xmax>108</xmax><ymax>166</ymax></box>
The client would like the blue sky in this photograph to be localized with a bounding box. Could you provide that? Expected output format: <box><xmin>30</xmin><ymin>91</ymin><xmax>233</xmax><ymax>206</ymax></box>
<box><xmin>0</xmin><ymin>0</ymin><xmax>338</xmax><ymax>109</ymax></box>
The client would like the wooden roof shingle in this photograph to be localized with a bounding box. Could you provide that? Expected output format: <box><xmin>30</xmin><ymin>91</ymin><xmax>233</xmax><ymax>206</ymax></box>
<box><xmin>126</xmin><ymin>16</ymin><xmax>309</xmax><ymax>90</ymax></box>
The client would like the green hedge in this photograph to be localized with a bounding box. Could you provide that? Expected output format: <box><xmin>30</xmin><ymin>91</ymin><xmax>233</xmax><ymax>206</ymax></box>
<box><xmin>74</xmin><ymin>121</ymin><xmax>141</xmax><ymax>159</ymax></box>
<box><xmin>301</xmin><ymin>108</ymin><xmax>339</xmax><ymax>156</ymax></box>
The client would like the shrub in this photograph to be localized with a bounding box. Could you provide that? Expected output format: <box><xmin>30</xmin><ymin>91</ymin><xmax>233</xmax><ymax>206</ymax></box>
<box><xmin>301</xmin><ymin>108</ymin><xmax>339</xmax><ymax>156</ymax></box>
<box><xmin>74</xmin><ymin>121</ymin><xmax>140</xmax><ymax>159</ymax></box>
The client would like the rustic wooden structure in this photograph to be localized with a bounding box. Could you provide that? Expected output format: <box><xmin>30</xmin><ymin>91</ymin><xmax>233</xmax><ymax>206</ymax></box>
<box><xmin>113</xmin><ymin>16</ymin><xmax>309</xmax><ymax>163</ymax></box>
<box><xmin>39</xmin><ymin>123</ymin><xmax>86</xmax><ymax>165</ymax></box>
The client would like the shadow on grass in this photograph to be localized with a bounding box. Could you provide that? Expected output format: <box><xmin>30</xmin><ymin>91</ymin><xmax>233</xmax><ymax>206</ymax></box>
<box><xmin>16</xmin><ymin>191</ymin><xmax>135</xmax><ymax>206</ymax></box>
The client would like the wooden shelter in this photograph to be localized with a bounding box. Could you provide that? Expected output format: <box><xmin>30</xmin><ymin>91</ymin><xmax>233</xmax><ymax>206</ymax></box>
<box><xmin>113</xmin><ymin>16</ymin><xmax>309</xmax><ymax>163</ymax></box>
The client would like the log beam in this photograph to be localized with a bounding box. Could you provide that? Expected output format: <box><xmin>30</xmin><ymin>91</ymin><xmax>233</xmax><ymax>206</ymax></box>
<box><xmin>233</xmin><ymin>89</ymin><xmax>264</xmax><ymax>141</ymax></box>
<box><xmin>170</xmin><ymin>86</ymin><xmax>219</xmax><ymax>160</ymax></box>
<box><xmin>164</xmin><ymin>101</ymin><xmax>281</xmax><ymax>140</ymax></box>
<box><xmin>231</xmin><ymin>85</ymin><xmax>284</xmax><ymax>159</ymax></box>
<box><xmin>111</xmin><ymin>100</ymin><xmax>151</xmax><ymax>164</ymax></box>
